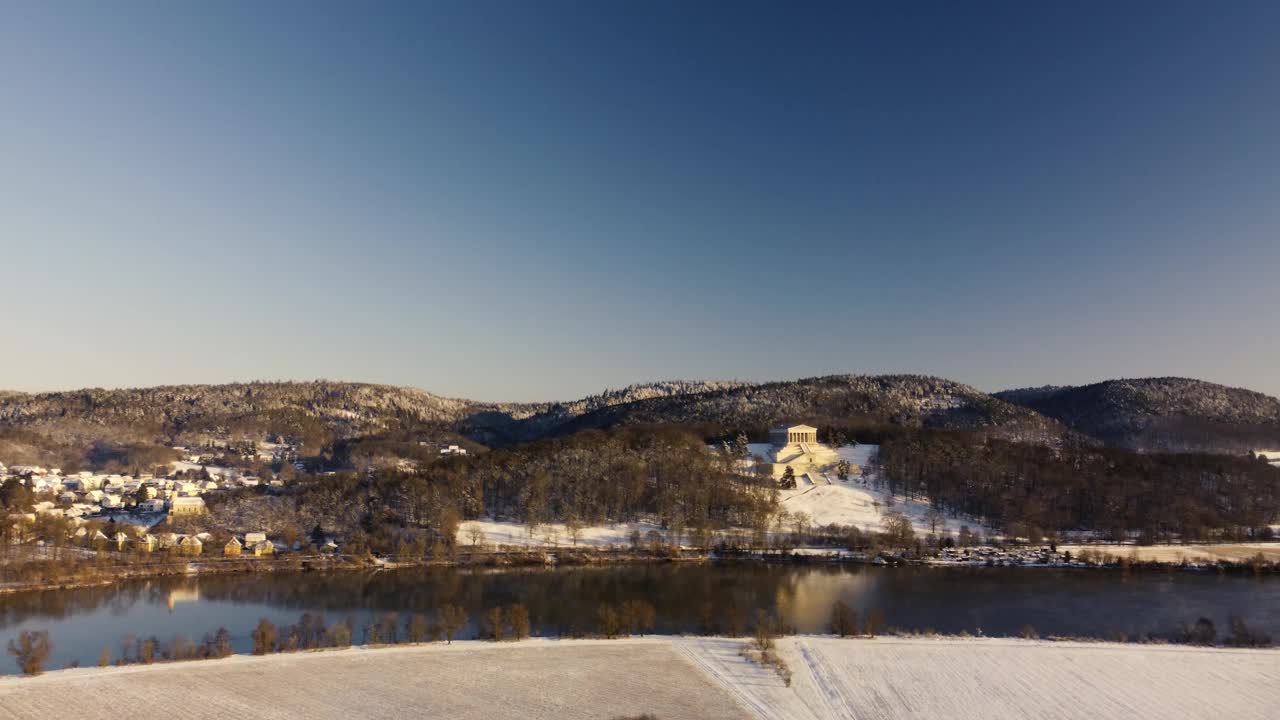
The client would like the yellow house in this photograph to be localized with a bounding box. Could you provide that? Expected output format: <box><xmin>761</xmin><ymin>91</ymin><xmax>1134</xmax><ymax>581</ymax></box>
<box><xmin>178</xmin><ymin>535</ymin><xmax>203</xmax><ymax>556</ymax></box>
<box><xmin>251</xmin><ymin>540</ymin><xmax>274</xmax><ymax>557</ymax></box>
<box><xmin>224</xmin><ymin>537</ymin><xmax>242</xmax><ymax>556</ymax></box>
<box><xmin>168</xmin><ymin>496</ymin><xmax>207</xmax><ymax>518</ymax></box>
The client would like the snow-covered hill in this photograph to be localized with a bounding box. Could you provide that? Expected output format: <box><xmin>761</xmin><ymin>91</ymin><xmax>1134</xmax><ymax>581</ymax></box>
<box><xmin>762</xmin><ymin>444</ymin><xmax>964</xmax><ymax>535</ymax></box>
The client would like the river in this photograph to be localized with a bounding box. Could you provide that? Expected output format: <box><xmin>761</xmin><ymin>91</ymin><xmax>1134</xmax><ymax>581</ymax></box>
<box><xmin>2</xmin><ymin>563</ymin><xmax>1276</xmax><ymax>673</ymax></box>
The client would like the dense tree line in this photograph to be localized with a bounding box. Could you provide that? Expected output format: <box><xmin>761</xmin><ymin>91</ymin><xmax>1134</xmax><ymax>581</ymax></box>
<box><xmin>997</xmin><ymin>377</ymin><xmax>1280</xmax><ymax>453</ymax></box>
<box><xmin>879</xmin><ymin>430</ymin><xmax>1280</xmax><ymax>540</ymax></box>
<box><xmin>552</xmin><ymin>375</ymin><xmax>1064</xmax><ymax>444</ymax></box>
<box><xmin>278</xmin><ymin>426</ymin><xmax>777</xmax><ymax>553</ymax></box>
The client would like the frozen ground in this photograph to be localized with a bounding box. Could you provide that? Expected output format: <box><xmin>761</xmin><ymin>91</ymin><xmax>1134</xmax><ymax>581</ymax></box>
<box><xmin>458</xmin><ymin>518</ymin><xmax>670</xmax><ymax>548</ymax></box>
<box><xmin>1058</xmin><ymin>542</ymin><xmax>1280</xmax><ymax>564</ymax></box>
<box><xmin>681</xmin><ymin>636</ymin><xmax>1280</xmax><ymax>720</ymax></box>
<box><xmin>3</xmin><ymin>636</ymin><xmax>1275</xmax><ymax>720</ymax></box>
<box><xmin>171</xmin><ymin>461</ymin><xmax>238</xmax><ymax>479</ymax></box>
<box><xmin>0</xmin><ymin>639</ymin><xmax>745</xmax><ymax>720</ymax></box>
<box><xmin>769</xmin><ymin>444</ymin><xmax>967</xmax><ymax>535</ymax></box>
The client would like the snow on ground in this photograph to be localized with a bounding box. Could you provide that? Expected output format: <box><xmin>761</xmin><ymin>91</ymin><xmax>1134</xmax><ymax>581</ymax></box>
<box><xmin>0</xmin><ymin>639</ymin><xmax>745</xmax><ymax>720</ymax></box>
<box><xmin>461</xmin><ymin>444</ymin><xmax>974</xmax><ymax>548</ymax></box>
<box><xmin>1058</xmin><ymin>543</ymin><xmax>1280</xmax><ymax>564</ymax></box>
<box><xmin>768</xmin><ymin>444</ymin><xmax>967</xmax><ymax>535</ymax></box>
<box><xmin>459</xmin><ymin>518</ymin><xmax>670</xmax><ymax>548</ymax></box>
<box><xmin>171</xmin><ymin>461</ymin><xmax>238</xmax><ymax>479</ymax></box>
<box><xmin>5</xmin><ymin>636</ymin><xmax>1275</xmax><ymax>720</ymax></box>
<box><xmin>681</xmin><ymin>636</ymin><xmax>1280</xmax><ymax>720</ymax></box>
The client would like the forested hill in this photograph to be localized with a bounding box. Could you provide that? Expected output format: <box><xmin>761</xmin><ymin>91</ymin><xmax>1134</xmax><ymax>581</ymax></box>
<box><xmin>542</xmin><ymin>375</ymin><xmax>1068</xmax><ymax>444</ymax></box>
<box><xmin>3</xmin><ymin>375</ymin><xmax>1275</xmax><ymax>464</ymax></box>
<box><xmin>995</xmin><ymin>378</ymin><xmax>1280</xmax><ymax>454</ymax></box>
<box><xmin>0</xmin><ymin>382</ymin><xmax>489</xmax><ymax>447</ymax></box>
<box><xmin>0</xmin><ymin>380</ymin><xmax>745</xmax><ymax>459</ymax></box>
<box><xmin>462</xmin><ymin>380</ymin><xmax>753</xmax><ymax>444</ymax></box>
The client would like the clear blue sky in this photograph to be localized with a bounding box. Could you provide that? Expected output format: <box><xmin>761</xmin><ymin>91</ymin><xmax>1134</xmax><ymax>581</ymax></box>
<box><xmin>3</xmin><ymin>1</ymin><xmax>1278</xmax><ymax>401</ymax></box>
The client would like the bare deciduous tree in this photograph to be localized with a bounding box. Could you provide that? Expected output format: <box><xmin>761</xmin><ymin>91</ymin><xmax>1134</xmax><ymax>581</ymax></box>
<box><xmin>406</xmin><ymin>614</ymin><xmax>430</xmax><ymax>643</ymax></box>
<box><xmin>7</xmin><ymin>631</ymin><xmax>51</xmax><ymax>676</ymax></box>
<box><xmin>485</xmin><ymin>606</ymin><xmax>506</xmax><ymax>641</ymax></box>
<box><xmin>505</xmin><ymin>604</ymin><xmax>531</xmax><ymax>640</ymax></box>
<box><xmin>620</xmin><ymin>600</ymin><xmax>657</xmax><ymax>636</ymax></box>
<box><xmin>829</xmin><ymin>600</ymin><xmax>857</xmax><ymax>637</ymax></box>
<box><xmin>251</xmin><ymin>618</ymin><xmax>277</xmax><ymax>655</ymax></box>
<box><xmin>439</xmin><ymin>605</ymin><xmax>467</xmax><ymax>644</ymax></box>
<box><xmin>596</xmin><ymin>603</ymin><xmax>621</xmax><ymax>638</ymax></box>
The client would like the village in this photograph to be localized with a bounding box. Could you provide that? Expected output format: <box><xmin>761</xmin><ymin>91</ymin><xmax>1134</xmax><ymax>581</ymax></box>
<box><xmin>0</xmin><ymin>435</ymin><xmax>483</xmax><ymax>568</ymax></box>
<box><xmin>0</xmin><ymin>460</ymin><xmax>283</xmax><ymax>559</ymax></box>
<box><xmin>0</xmin><ymin>436</ymin><xmax>312</xmax><ymax>561</ymax></box>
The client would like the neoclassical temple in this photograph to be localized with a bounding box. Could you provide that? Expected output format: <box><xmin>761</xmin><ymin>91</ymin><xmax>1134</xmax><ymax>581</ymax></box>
<box><xmin>769</xmin><ymin>424</ymin><xmax>818</xmax><ymax>446</ymax></box>
<box><xmin>758</xmin><ymin>424</ymin><xmax>823</xmax><ymax>480</ymax></box>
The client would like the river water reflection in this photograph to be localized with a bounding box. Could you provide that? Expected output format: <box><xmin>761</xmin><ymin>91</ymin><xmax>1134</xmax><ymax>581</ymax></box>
<box><xmin>2</xmin><ymin>563</ymin><xmax>1276</xmax><ymax>673</ymax></box>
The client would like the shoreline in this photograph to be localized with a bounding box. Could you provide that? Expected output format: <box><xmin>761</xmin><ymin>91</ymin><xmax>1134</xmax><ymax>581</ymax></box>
<box><xmin>4</xmin><ymin>541</ymin><xmax>1279</xmax><ymax>595</ymax></box>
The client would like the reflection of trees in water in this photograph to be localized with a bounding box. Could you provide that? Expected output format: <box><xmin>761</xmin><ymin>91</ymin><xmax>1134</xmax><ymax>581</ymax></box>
<box><xmin>2</xmin><ymin>563</ymin><xmax>849</xmax><ymax>630</ymax></box>
<box><xmin>0</xmin><ymin>579</ymin><xmax>179</xmax><ymax>627</ymax></box>
<box><xmin>203</xmin><ymin>563</ymin><xmax>829</xmax><ymax>630</ymax></box>
<box><xmin>6</xmin><ymin>565</ymin><xmax>1280</xmax><ymax>640</ymax></box>
<box><xmin>0</xmin><ymin>564</ymin><xmax>835</xmax><ymax>634</ymax></box>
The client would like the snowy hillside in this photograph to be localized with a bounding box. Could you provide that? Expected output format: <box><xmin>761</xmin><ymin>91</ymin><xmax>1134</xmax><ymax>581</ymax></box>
<box><xmin>460</xmin><ymin>443</ymin><xmax>972</xmax><ymax>547</ymax></box>
<box><xmin>759</xmin><ymin>444</ymin><xmax>963</xmax><ymax>535</ymax></box>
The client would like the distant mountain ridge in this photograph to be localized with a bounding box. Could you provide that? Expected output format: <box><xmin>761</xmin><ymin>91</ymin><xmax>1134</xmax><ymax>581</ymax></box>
<box><xmin>995</xmin><ymin>377</ymin><xmax>1280</xmax><ymax>453</ymax></box>
<box><xmin>0</xmin><ymin>380</ymin><xmax>745</xmax><ymax>449</ymax></box>
<box><xmin>1</xmin><ymin>375</ymin><xmax>1275</xmax><ymax>459</ymax></box>
<box><xmin>0</xmin><ymin>375</ymin><xmax>1063</xmax><ymax>449</ymax></box>
<box><xmin>542</xmin><ymin>374</ymin><xmax>1065</xmax><ymax>443</ymax></box>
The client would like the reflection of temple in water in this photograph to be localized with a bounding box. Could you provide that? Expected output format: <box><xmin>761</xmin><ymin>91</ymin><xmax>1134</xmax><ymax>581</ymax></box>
<box><xmin>778</xmin><ymin>568</ymin><xmax>874</xmax><ymax>630</ymax></box>
<box><xmin>167</xmin><ymin>585</ymin><xmax>201</xmax><ymax>611</ymax></box>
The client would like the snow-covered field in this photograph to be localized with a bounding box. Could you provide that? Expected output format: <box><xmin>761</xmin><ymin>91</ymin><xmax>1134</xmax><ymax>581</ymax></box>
<box><xmin>3</xmin><ymin>636</ymin><xmax>1275</xmax><ymax>720</ymax></box>
<box><xmin>0</xmin><ymin>639</ymin><xmax>745</xmax><ymax>720</ymax></box>
<box><xmin>1058</xmin><ymin>543</ymin><xmax>1280</xmax><ymax>564</ymax></box>
<box><xmin>458</xmin><ymin>518</ymin><xmax>671</xmax><ymax>548</ymax></box>
<box><xmin>681</xmin><ymin>636</ymin><xmax>1279</xmax><ymax>720</ymax></box>
<box><xmin>171</xmin><ymin>461</ymin><xmax>238</xmax><ymax>479</ymax></box>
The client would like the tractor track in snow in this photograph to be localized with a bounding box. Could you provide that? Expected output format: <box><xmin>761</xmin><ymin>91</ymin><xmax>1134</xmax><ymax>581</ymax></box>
<box><xmin>794</xmin><ymin>641</ymin><xmax>857</xmax><ymax>719</ymax></box>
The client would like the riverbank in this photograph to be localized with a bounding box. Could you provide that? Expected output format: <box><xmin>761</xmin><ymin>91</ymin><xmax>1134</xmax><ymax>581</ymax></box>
<box><xmin>0</xmin><ymin>636</ymin><xmax>1275</xmax><ymax>719</ymax></box>
<box><xmin>1057</xmin><ymin>542</ymin><xmax>1280</xmax><ymax>565</ymax></box>
<box><xmin>0</xmin><ymin>547</ymin><xmax>693</xmax><ymax>595</ymax></box>
<box><xmin>6</xmin><ymin>541</ymin><xmax>1280</xmax><ymax>595</ymax></box>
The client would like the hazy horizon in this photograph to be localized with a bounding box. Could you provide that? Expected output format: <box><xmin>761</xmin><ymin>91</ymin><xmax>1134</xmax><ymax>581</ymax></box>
<box><xmin>5</xmin><ymin>1</ymin><xmax>1279</xmax><ymax>401</ymax></box>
